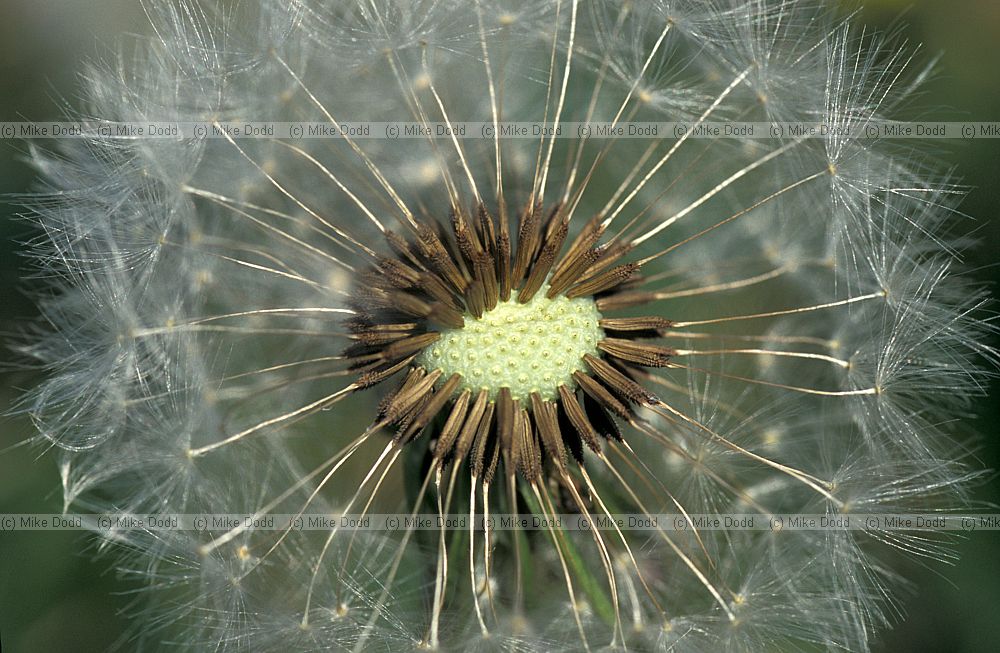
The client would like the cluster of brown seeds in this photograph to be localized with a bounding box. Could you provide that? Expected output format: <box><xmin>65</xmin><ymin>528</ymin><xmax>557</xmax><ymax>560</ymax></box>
<box><xmin>343</xmin><ymin>202</ymin><xmax>676</xmax><ymax>483</ymax></box>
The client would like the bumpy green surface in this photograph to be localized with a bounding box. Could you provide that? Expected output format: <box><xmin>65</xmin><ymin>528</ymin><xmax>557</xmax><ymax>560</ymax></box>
<box><xmin>419</xmin><ymin>286</ymin><xmax>603</xmax><ymax>401</ymax></box>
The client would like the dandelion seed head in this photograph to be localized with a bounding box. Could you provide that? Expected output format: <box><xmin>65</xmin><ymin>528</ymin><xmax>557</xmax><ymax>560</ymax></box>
<box><xmin>14</xmin><ymin>0</ymin><xmax>998</xmax><ymax>650</ymax></box>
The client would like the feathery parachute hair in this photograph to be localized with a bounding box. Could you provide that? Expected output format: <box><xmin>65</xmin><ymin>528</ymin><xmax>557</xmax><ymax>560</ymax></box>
<box><xmin>18</xmin><ymin>0</ymin><xmax>996</xmax><ymax>651</ymax></box>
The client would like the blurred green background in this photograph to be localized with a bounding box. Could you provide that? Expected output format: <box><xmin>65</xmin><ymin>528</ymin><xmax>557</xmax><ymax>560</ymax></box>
<box><xmin>1</xmin><ymin>1</ymin><xmax>997</xmax><ymax>651</ymax></box>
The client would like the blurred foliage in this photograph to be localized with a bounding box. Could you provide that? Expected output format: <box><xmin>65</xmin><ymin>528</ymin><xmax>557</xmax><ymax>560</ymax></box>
<box><xmin>1</xmin><ymin>1</ymin><xmax>997</xmax><ymax>651</ymax></box>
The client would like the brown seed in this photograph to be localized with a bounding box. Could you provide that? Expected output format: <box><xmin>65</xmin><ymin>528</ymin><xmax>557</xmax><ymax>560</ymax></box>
<box><xmin>519</xmin><ymin>218</ymin><xmax>569</xmax><ymax>303</ymax></box>
<box><xmin>377</xmin><ymin>256</ymin><xmax>421</xmax><ymax>288</ymax></box>
<box><xmin>531</xmin><ymin>392</ymin><xmax>566</xmax><ymax>467</ymax></box>
<box><xmin>476</xmin><ymin>203</ymin><xmax>497</xmax><ymax>258</ymax></box>
<box><xmin>385</xmin><ymin>230</ymin><xmax>425</xmax><ymax>270</ymax></box>
<box><xmin>551</xmin><ymin>215</ymin><xmax>605</xmax><ymax>283</ymax></box>
<box><xmin>381</xmin><ymin>332</ymin><xmax>441</xmax><ymax>360</ymax></box>
<box><xmin>472</xmin><ymin>403</ymin><xmax>498</xmax><ymax>481</ymax></box>
<box><xmin>567</xmin><ymin>262</ymin><xmax>639</xmax><ymax>298</ymax></box>
<box><xmin>584</xmin><ymin>354</ymin><xmax>659</xmax><ymax>406</ymax></box>
<box><xmin>579</xmin><ymin>241</ymin><xmax>635</xmax><ymax>281</ymax></box>
<box><xmin>351</xmin><ymin>328</ymin><xmax>418</xmax><ymax>347</ymax></box>
<box><xmin>583</xmin><ymin>392</ymin><xmax>623</xmax><ymax>442</ymax></box>
<box><xmin>417</xmin><ymin>223</ymin><xmax>467</xmax><ymax>293</ymax></box>
<box><xmin>546</xmin><ymin>246</ymin><xmax>603</xmax><ymax>299</ymax></box>
<box><xmin>384</xmin><ymin>369</ymin><xmax>442</xmax><ymax>423</ymax></box>
<box><xmin>573</xmin><ymin>370</ymin><xmax>631</xmax><ymax>420</ymax></box>
<box><xmin>398</xmin><ymin>373</ymin><xmax>463</xmax><ymax>443</ymax></box>
<box><xmin>476</xmin><ymin>251</ymin><xmax>500</xmax><ymax>311</ymax></box>
<box><xmin>558</xmin><ymin>385</ymin><xmax>602</xmax><ymax>455</ymax></box>
<box><xmin>516</xmin><ymin>408</ymin><xmax>542</xmax><ymax>481</ymax></box>
<box><xmin>417</xmin><ymin>272</ymin><xmax>463</xmax><ymax>312</ymax></box>
<box><xmin>481</xmin><ymin>417</ymin><xmax>501</xmax><ymax>484</ymax></box>
<box><xmin>464</xmin><ymin>278</ymin><xmax>486</xmax><ymax>319</ymax></box>
<box><xmin>596</xmin><ymin>291</ymin><xmax>660</xmax><ymax>312</ymax></box>
<box><xmin>598</xmin><ymin>316</ymin><xmax>673</xmax><ymax>335</ymax></box>
<box><xmin>433</xmin><ymin>389</ymin><xmax>472</xmax><ymax>460</ymax></box>
<box><xmin>452</xmin><ymin>206</ymin><xmax>482</xmax><ymax>266</ymax></box>
<box><xmin>382</xmin><ymin>291</ymin><xmax>432</xmax><ymax>318</ymax></box>
<box><xmin>497</xmin><ymin>229</ymin><xmax>512</xmax><ymax>301</ymax></box>
<box><xmin>358</xmin><ymin>354</ymin><xmax>419</xmax><ymax>390</ymax></box>
<box><xmin>496</xmin><ymin>388</ymin><xmax>517</xmax><ymax>454</ymax></box>
<box><xmin>454</xmin><ymin>389</ymin><xmax>490</xmax><ymax>463</ymax></box>
<box><xmin>512</xmin><ymin>203</ymin><xmax>541</xmax><ymax>285</ymax></box>
<box><xmin>598</xmin><ymin>338</ymin><xmax>675</xmax><ymax>367</ymax></box>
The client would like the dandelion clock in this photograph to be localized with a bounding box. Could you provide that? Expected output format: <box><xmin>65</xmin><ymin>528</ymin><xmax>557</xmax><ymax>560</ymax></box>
<box><xmin>15</xmin><ymin>1</ymin><xmax>997</xmax><ymax>651</ymax></box>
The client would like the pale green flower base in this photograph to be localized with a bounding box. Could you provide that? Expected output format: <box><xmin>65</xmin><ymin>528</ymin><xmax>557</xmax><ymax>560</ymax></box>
<box><xmin>418</xmin><ymin>285</ymin><xmax>603</xmax><ymax>401</ymax></box>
